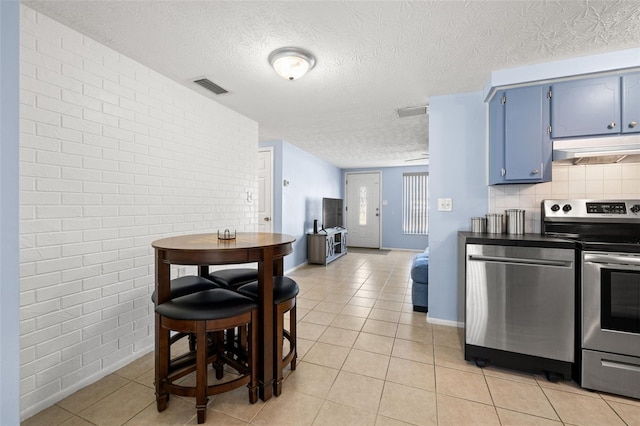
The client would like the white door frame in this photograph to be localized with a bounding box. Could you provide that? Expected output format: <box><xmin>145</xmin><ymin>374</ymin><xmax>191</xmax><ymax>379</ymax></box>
<box><xmin>257</xmin><ymin>147</ymin><xmax>274</xmax><ymax>232</ymax></box>
<box><xmin>345</xmin><ymin>171</ymin><xmax>382</xmax><ymax>248</ymax></box>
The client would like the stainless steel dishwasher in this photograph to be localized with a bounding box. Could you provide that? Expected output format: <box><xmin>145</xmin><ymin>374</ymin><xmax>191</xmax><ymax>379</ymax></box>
<box><xmin>465</xmin><ymin>243</ymin><xmax>576</xmax><ymax>381</ymax></box>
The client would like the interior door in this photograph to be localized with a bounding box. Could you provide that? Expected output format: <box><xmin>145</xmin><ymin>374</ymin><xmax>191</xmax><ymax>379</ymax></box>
<box><xmin>257</xmin><ymin>148</ymin><xmax>273</xmax><ymax>232</ymax></box>
<box><xmin>346</xmin><ymin>172</ymin><xmax>381</xmax><ymax>248</ymax></box>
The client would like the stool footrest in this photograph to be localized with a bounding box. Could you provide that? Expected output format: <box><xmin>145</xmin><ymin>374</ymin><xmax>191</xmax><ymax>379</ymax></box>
<box><xmin>164</xmin><ymin>375</ymin><xmax>252</xmax><ymax>398</ymax></box>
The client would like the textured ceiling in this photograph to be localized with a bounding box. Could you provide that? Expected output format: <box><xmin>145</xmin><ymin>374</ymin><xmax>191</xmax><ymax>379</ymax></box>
<box><xmin>21</xmin><ymin>1</ymin><xmax>640</xmax><ymax>168</ymax></box>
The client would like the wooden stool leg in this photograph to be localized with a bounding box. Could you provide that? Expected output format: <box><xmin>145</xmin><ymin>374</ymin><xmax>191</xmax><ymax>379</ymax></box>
<box><xmin>274</xmin><ymin>304</ymin><xmax>285</xmax><ymax>397</ymax></box>
<box><xmin>290</xmin><ymin>304</ymin><xmax>297</xmax><ymax>371</ymax></box>
<box><xmin>195</xmin><ymin>322</ymin><xmax>208</xmax><ymax>424</ymax></box>
<box><xmin>213</xmin><ymin>331</ymin><xmax>225</xmax><ymax>380</ymax></box>
<box><xmin>248</xmin><ymin>311</ymin><xmax>259</xmax><ymax>404</ymax></box>
<box><xmin>239</xmin><ymin>324</ymin><xmax>248</xmax><ymax>351</ymax></box>
<box><xmin>155</xmin><ymin>314</ymin><xmax>169</xmax><ymax>412</ymax></box>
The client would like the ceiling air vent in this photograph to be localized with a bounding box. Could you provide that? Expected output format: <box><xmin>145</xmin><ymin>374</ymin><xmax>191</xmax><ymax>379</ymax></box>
<box><xmin>397</xmin><ymin>105</ymin><xmax>429</xmax><ymax>118</ymax></box>
<box><xmin>193</xmin><ymin>78</ymin><xmax>228</xmax><ymax>95</ymax></box>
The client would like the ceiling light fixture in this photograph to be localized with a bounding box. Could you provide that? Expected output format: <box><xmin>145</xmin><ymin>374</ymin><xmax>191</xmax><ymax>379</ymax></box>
<box><xmin>269</xmin><ymin>47</ymin><xmax>316</xmax><ymax>81</ymax></box>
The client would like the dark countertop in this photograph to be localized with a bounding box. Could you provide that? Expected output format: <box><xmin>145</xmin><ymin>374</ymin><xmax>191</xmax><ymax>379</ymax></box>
<box><xmin>458</xmin><ymin>231</ymin><xmax>576</xmax><ymax>249</ymax></box>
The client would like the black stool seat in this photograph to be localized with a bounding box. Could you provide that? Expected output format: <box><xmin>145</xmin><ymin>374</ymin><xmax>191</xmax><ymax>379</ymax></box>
<box><xmin>151</xmin><ymin>275</ymin><xmax>219</xmax><ymax>304</ymax></box>
<box><xmin>206</xmin><ymin>268</ymin><xmax>258</xmax><ymax>289</ymax></box>
<box><xmin>236</xmin><ymin>276</ymin><xmax>299</xmax><ymax>304</ymax></box>
<box><xmin>156</xmin><ymin>288</ymin><xmax>257</xmax><ymax>321</ymax></box>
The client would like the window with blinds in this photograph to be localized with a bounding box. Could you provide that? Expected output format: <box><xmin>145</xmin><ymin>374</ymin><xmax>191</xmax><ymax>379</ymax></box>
<box><xmin>402</xmin><ymin>172</ymin><xmax>429</xmax><ymax>235</ymax></box>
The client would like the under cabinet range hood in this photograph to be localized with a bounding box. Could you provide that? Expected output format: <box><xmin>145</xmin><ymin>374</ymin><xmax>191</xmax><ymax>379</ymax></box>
<box><xmin>553</xmin><ymin>135</ymin><xmax>640</xmax><ymax>165</ymax></box>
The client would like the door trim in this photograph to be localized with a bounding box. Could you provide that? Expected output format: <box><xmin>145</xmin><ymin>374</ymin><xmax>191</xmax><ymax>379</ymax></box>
<box><xmin>258</xmin><ymin>147</ymin><xmax>274</xmax><ymax>232</ymax></box>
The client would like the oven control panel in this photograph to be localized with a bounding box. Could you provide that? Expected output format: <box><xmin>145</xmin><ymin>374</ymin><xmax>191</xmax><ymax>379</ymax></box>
<box><xmin>586</xmin><ymin>202</ymin><xmax>627</xmax><ymax>214</ymax></box>
<box><xmin>543</xmin><ymin>199</ymin><xmax>640</xmax><ymax>221</ymax></box>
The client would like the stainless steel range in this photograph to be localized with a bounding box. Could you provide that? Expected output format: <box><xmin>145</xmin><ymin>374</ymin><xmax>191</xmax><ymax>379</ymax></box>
<box><xmin>543</xmin><ymin>199</ymin><xmax>640</xmax><ymax>399</ymax></box>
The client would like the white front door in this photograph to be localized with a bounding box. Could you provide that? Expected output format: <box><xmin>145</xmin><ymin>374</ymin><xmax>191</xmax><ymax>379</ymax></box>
<box><xmin>257</xmin><ymin>148</ymin><xmax>273</xmax><ymax>232</ymax></box>
<box><xmin>346</xmin><ymin>172</ymin><xmax>381</xmax><ymax>248</ymax></box>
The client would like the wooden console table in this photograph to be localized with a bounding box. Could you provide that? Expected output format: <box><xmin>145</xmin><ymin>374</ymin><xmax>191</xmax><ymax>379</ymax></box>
<box><xmin>307</xmin><ymin>227</ymin><xmax>348</xmax><ymax>265</ymax></box>
<box><xmin>152</xmin><ymin>232</ymin><xmax>295</xmax><ymax>402</ymax></box>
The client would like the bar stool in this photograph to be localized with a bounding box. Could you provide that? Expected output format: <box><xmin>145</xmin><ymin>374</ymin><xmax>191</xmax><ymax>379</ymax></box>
<box><xmin>237</xmin><ymin>276</ymin><xmax>299</xmax><ymax>396</ymax></box>
<box><xmin>201</xmin><ymin>267</ymin><xmax>258</xmax><ymax>290</ymax></box>
<box><xmin>155</xmin><ymin>288</ymin><xmax>259</xmax><ymax>424</ymax></box>
<box><xmin>151</xmin><ymin>275</ymin><xmax>220</xmax><ymax>352</ymax></box>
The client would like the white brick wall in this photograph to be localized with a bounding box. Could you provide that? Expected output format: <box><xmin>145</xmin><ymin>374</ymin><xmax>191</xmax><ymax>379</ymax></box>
<box><xmin>489</xmin><ymin>162</ymin><xmax>640</xmax><ymax>233</ymax></box>
<box><xmin>19</xmin><ymin>6</ymin><xmax>258</xmax><ymax>418</ymax></box>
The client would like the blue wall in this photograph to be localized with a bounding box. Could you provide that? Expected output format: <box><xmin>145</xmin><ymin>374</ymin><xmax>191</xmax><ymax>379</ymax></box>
<box><xmin>343</xmin><ymin>166</ymin><xmax>429</xmax><ymax>250</ymax></box>
<box><xmin>1</xmin><ymin>1</ymin><xmax>21</xmax><ymax>423</ymax></box>
<box><xmin>260</xmin><ymin>140</ymin><xmax>342</xmax><ymax>270</ymax></box>
<box><xmin>428</xmin><ymin>91</ymin><xmax>487</xmax><ymax>324</ymax></box>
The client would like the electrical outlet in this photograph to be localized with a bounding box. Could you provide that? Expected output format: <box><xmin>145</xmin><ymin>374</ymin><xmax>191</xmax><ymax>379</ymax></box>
<box><xmin>438</xmin><ymin>198</ymin><xmax>453</xmax><ymax>212</ymax></box>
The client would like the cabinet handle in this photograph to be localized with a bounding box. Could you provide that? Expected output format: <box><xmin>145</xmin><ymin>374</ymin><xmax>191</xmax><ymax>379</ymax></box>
<box><xmin>608</xmin><ymin>122</ymin><xmax>617</xmax><ymax>129</ymax></box>
<box><xmin>630</xmin><ymin>121</ymin><xmax>638</xmax><ymax>128</ymax></box>
<box><xmin>501</xmin><ymin>168</ymin><xmax>506</xmax><ymax>177</ymax></box>
<box><xmin>531</xmin><ymin>169</ymin><xmax>539</xmax><ymax>175</ymax></box>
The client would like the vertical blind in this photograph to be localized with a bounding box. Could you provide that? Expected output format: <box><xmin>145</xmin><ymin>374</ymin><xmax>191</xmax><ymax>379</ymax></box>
<box><xmin>402</xmin><ymin>172</ymin><xmax>429</xmax><ymax>235</ymax></box>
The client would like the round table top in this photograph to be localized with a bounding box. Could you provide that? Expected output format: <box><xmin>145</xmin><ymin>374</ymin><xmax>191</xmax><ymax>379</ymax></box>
<box><xmin>152</xmin><ymin>232</ymin><xmax>296</xmax><ymax>252</ymax></box>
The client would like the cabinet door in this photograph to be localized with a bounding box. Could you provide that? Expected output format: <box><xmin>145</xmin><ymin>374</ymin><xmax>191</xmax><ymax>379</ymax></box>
<box><xmin>551</xmin><ymin>75</ymin><xmax>620</xmax><ymax>138</ymax></box>
<box><xmin>504</xmin><ymin>85</ymin><xmax>549</xmax><ymax>182</ymax></box>
<box><xmin>622</xmin><ymin>73</ymin><xmax>640</xmax><ymax>134</ymax></box>
<box><xmin>488</xmin><ymin>91</ymin><xmax>506</xmax><ymax>185</ymax></box>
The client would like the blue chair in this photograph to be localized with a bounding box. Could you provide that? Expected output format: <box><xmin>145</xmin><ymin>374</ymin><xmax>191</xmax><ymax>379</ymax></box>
<box><xmin>411</xmin><ymin>249</ymin><xmax>429</xmax><ymax>312</ymax></box>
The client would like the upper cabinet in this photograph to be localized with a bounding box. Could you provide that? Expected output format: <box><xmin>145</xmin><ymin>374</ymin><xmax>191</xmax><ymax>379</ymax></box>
<box><xmin>551</xmin><ymin>73</ymin><xmax>640</xmax><ymax>138</ymax></box>
<box><xmin>488</xmin><ymin>69</ymin><xmax>640</xmax><ymax>185</ymax></box>
<box><xmin>622</xmin><ymin>73</ymin><xmax>640</xmax><ymax>133</ymax></box>
<box><xmin>489</xmin><ymin>85</ymin><xmax>552</xmax><ymax>185</ymax></box>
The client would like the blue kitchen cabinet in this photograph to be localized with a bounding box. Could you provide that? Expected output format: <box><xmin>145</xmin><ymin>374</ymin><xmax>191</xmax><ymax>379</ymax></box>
<box><xmin>488</xmin><ymin>89</ymin><xmax>505</xmax><ymax>185</ymax></box>
<box><xmin>489</xmin><ymin>85</ymin><xmax>552</xmax><ymax>185</ymax></box>
<box><xmin>622</xmin><ymin>73</ymin><xmax>640</xmax><ymax>134</ymax></box>
<box><xmin>551</xmin><ymin>75</ymin><xmax>620</xmax><ymax>138</ymax></box>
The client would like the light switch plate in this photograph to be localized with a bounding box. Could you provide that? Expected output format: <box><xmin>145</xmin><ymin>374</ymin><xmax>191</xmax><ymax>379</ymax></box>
<box><xmin>438</xmin><ymin>198</ymin><xmax>453</xmax><ymax>211</ymax></box>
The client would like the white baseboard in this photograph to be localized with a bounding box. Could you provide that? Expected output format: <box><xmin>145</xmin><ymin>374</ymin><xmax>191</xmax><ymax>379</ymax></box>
<box><xmin>427</xmin><ymin>315</ymin><xmax>464</xmax><ymax>328</ymax></box>
<box><xmin>380</xmin><ymin>247</ymin><xmax>424</xmax><ymax>252</ymax></box>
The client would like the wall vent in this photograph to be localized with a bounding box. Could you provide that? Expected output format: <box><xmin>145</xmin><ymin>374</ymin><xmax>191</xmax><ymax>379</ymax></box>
<box><xmin>397</xmin><ymin>105</ymin><xmax>428</xmax><ymax>118</ymax></box>
<box><xmin>193</xmin><ymin>78</ymin><xmax>228</xmax><ymax>95</ymax></box>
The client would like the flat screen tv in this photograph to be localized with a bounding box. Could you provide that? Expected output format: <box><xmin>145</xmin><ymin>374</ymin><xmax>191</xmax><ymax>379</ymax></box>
<box><xmin>322</xmin><ymin>197</ymin><xmax>344</xmax><ymax>229</ymax></box>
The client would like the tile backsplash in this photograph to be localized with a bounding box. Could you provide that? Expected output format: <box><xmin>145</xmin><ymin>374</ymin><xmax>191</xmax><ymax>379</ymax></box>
<box><xmin>489</xmin><ymin>162</ymin><xmax>640</xmax><ymax>233</ymax></box>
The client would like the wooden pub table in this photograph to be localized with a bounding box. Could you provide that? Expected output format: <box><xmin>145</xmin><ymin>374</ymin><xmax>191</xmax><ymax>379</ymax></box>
<box><xmin>152</xmin><ymin>232</ymin><xmax>296</xmax><ymax>402</ymax></box>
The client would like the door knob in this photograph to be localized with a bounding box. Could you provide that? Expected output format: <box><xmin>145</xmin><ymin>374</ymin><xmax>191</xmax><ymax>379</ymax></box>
<box><xmin>263</xmin><ymin>217</ymin><xmax>270</xmax><ymax>222</ymax></box>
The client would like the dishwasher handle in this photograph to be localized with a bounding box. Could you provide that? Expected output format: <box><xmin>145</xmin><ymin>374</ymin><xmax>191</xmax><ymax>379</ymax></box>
<box><xmin>468</xmin><ymin>254</ymin><xmax>573</xmax><ymax>268</ymax></box>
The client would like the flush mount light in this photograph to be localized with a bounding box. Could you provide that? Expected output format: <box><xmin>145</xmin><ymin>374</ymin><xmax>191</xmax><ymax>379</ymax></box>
<box><xmin>268</xmin><ymin>47</ymin><xmax>316</xmax><ymax>80</ymax></box>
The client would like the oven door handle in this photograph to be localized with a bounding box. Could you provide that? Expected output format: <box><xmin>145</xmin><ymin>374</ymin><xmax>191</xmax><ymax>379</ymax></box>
<box><xmin>584</xmin><ymin>253</ymin><xmax>640</xmax><ymax>268</ymax></box>
<box><xmin>601</xmin><ymin>359</ymin><xmax>640</xmax><ymax>373</ymax></box>
<box><xmin>468</xmin><ymin>255</ymin><xmax>573</xmax><ymax>268</ymax></box>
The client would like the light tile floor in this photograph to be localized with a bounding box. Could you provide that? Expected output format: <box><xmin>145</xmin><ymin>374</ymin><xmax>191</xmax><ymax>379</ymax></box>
<box><xmin>23</xmin><ymin>249</ymin><xmax>640</xmax><ymax>425</ymax></box>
